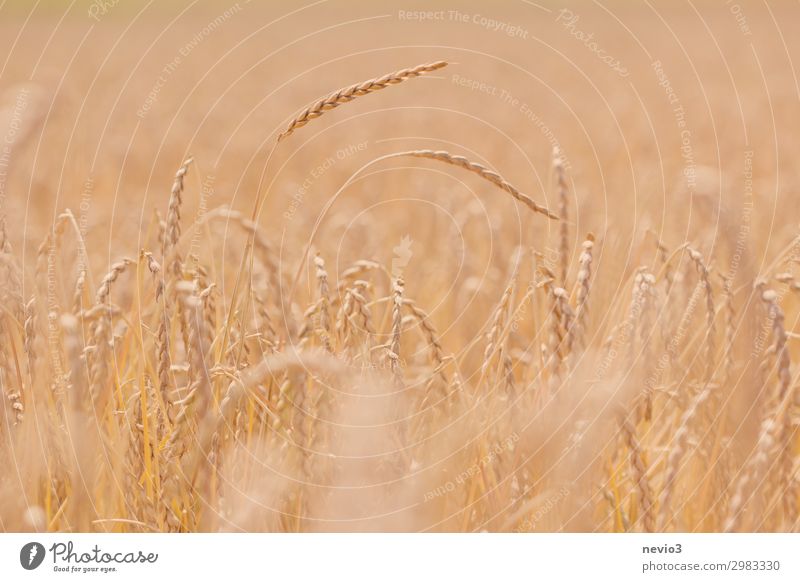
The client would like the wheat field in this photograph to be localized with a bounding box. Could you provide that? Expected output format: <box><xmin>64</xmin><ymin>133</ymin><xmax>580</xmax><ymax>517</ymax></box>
<box><xmin>0</xmin><ymin>1</ymin><xmax>799</xmax><ymax>533</ymax></box>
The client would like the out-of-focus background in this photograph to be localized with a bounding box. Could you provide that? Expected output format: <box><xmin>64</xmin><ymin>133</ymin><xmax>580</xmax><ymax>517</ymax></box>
<box><xmin>2</xmin><ymin>0</ymin><xmax>797</xmax><ymax>284</ymax></box>
<box><xmin>2</xmin><ymin>1</ymin><xmax>800</xmax><ymax>533</ymax></box>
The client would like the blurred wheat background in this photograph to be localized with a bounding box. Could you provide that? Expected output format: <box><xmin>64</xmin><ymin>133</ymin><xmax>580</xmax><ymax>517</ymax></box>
<box><xmin>1</xmin><ymin>0</ymin><xmax>799</xmax><ymax>532</ymax></box>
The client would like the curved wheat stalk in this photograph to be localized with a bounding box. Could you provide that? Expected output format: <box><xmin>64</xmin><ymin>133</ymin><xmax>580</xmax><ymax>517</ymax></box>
<box><xmin>404</xmin><ymin>298</ymin><xmax>447</xmax><ymax>381</ymax></box>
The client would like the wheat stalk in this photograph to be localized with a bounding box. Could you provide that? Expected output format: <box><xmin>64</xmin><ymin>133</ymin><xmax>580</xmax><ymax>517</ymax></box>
<box><xmin>719</xmin><ymin>273</ymin><xmax>736</xmax><ymax>384</ymax></box>
<box><xmin>553</xmin><ymin>147</ymin><xmax>570</xmax><ymax>281</ymax></box>
<box><xmin>23</xmin><ymin>297</ymin><xmax>37</xmax><ymax>389</ymax></box>
<box><xmin>0</xmin><ymin>314</ymin><xmax>23</xmax><ymax>424</ymax></box>
<box><xmin>0</xmin><ymin>216</ymin><xmax>23</xmax><ymax>319</ymax></box>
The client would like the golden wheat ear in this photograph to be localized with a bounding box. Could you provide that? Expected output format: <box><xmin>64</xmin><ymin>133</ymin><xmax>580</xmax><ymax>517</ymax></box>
<box><xmin>277</xmin><ymin>61</ymin><xmax>447</xmax><ymax>142</ymax></box>
<box><xmin>390</xmin><ymin>149</ymin><xmax>558</xmax><ymax>220</ymax></box>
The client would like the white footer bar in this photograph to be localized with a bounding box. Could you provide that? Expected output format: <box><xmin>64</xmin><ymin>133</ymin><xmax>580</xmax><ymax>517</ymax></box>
<box><xmin>1</xmin><ymin>534</ymin><xmax>797</xmax><ymax>581</ymax></box>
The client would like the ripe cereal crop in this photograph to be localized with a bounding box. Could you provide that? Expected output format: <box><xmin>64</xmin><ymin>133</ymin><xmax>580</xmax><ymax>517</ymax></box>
<box><xmin>0</xmin><ymin>1</ymin><xmax>798</xmax><ymax>534</ymax></box>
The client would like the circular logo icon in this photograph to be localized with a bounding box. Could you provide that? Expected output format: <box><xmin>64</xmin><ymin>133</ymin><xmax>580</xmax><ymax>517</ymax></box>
<box><xmin>20</xmin><ymin>542</ymin><xmax>46</xmax><ymax>570</ymax></box>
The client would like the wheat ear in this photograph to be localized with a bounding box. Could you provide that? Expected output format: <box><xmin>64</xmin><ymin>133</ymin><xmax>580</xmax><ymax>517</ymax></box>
<box><xmin>143</xmin><ymin>251</ymin><xmax>172</xmax><ymax>404</ymax></box>
<box><xmin>620</xmin><ymin>415</ymin><xmax>655</xmax><ymax>532</ymax></box>
<box><xmin>719</xmin><ymin>273</ymin><xmax>736</xmax><ymax>385</ymax></box>
<box><xmin>395</xmin><ymin>150</ymin><xmax>558</xmax><ymax>220</ymax></box>
<box><xmin>313</xmin><ymin>253</ymin><xmax>333</xmax><ymax>352</ymax></box>
<box><xmin>573</xmin><ymin>233</ymin><xmax>595</xmax><ymax>350</ymax></box>
<box><xmin>659</xmin><ymin>386</ymin><xmax>711</xmax><ymax>529</ymax></box>
<box><xmin>278</xmin><ymin>61</ymin><xmax>447</xmax><ymax>141</ymax></box>
<box><xmin>90</xmin><ymin>258</ymin><xmax>133</xmax><ymax>408</ymax></box>
<box><xmin>166</xmin><ymin>282</ymin><xmax>212</xmax><ymax>459</ymax></box>
<box><xmin>688</xmin><ymin>248</ymin><xmax>716</xmax><ymax>381</ymax></box>
<box><xmin>0</xmin><ymin>315</ymin><xmax>23</xmax><ymax>424</ymax></box>
<box><xmin>163</xmin><ymin>157</ymin><xmax>193</xmax><ymax>278</ymax></box>
<box><xmin>389</xmin><ymin>277</ymin><xmax>404</xmax><ymax>388</ymax></box>
<box><xmin>23</xmin><ymin>297</ymin><xmax>37</xmax><ymax>388</ymax></box>
<box><xmin>482</xmin><ymin>276</ymin><xmax>516</xmax><ymax>377</ymax></box>
<box><xmin>760</xmin><ymin>289</ymin><xmax>795</xmax><ymax>526</ymax></box>
<box><xmin>404</xmin><ymin>298</ymin><xmax>447</xmax><ymax>381</ymax></box>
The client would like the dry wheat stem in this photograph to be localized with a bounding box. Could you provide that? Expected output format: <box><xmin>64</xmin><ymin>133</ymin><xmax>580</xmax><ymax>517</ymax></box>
<box><xmin>553</xmin><ymin>147</ymin><xmax>570</xmax><ymax>281</ymax></box>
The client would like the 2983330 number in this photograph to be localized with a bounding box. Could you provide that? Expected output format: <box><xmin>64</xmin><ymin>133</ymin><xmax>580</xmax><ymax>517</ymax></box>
<box><xmin>730</xmin><ymin>560</ymin><xmax>780</xmax><ymax>571</ymax></box>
